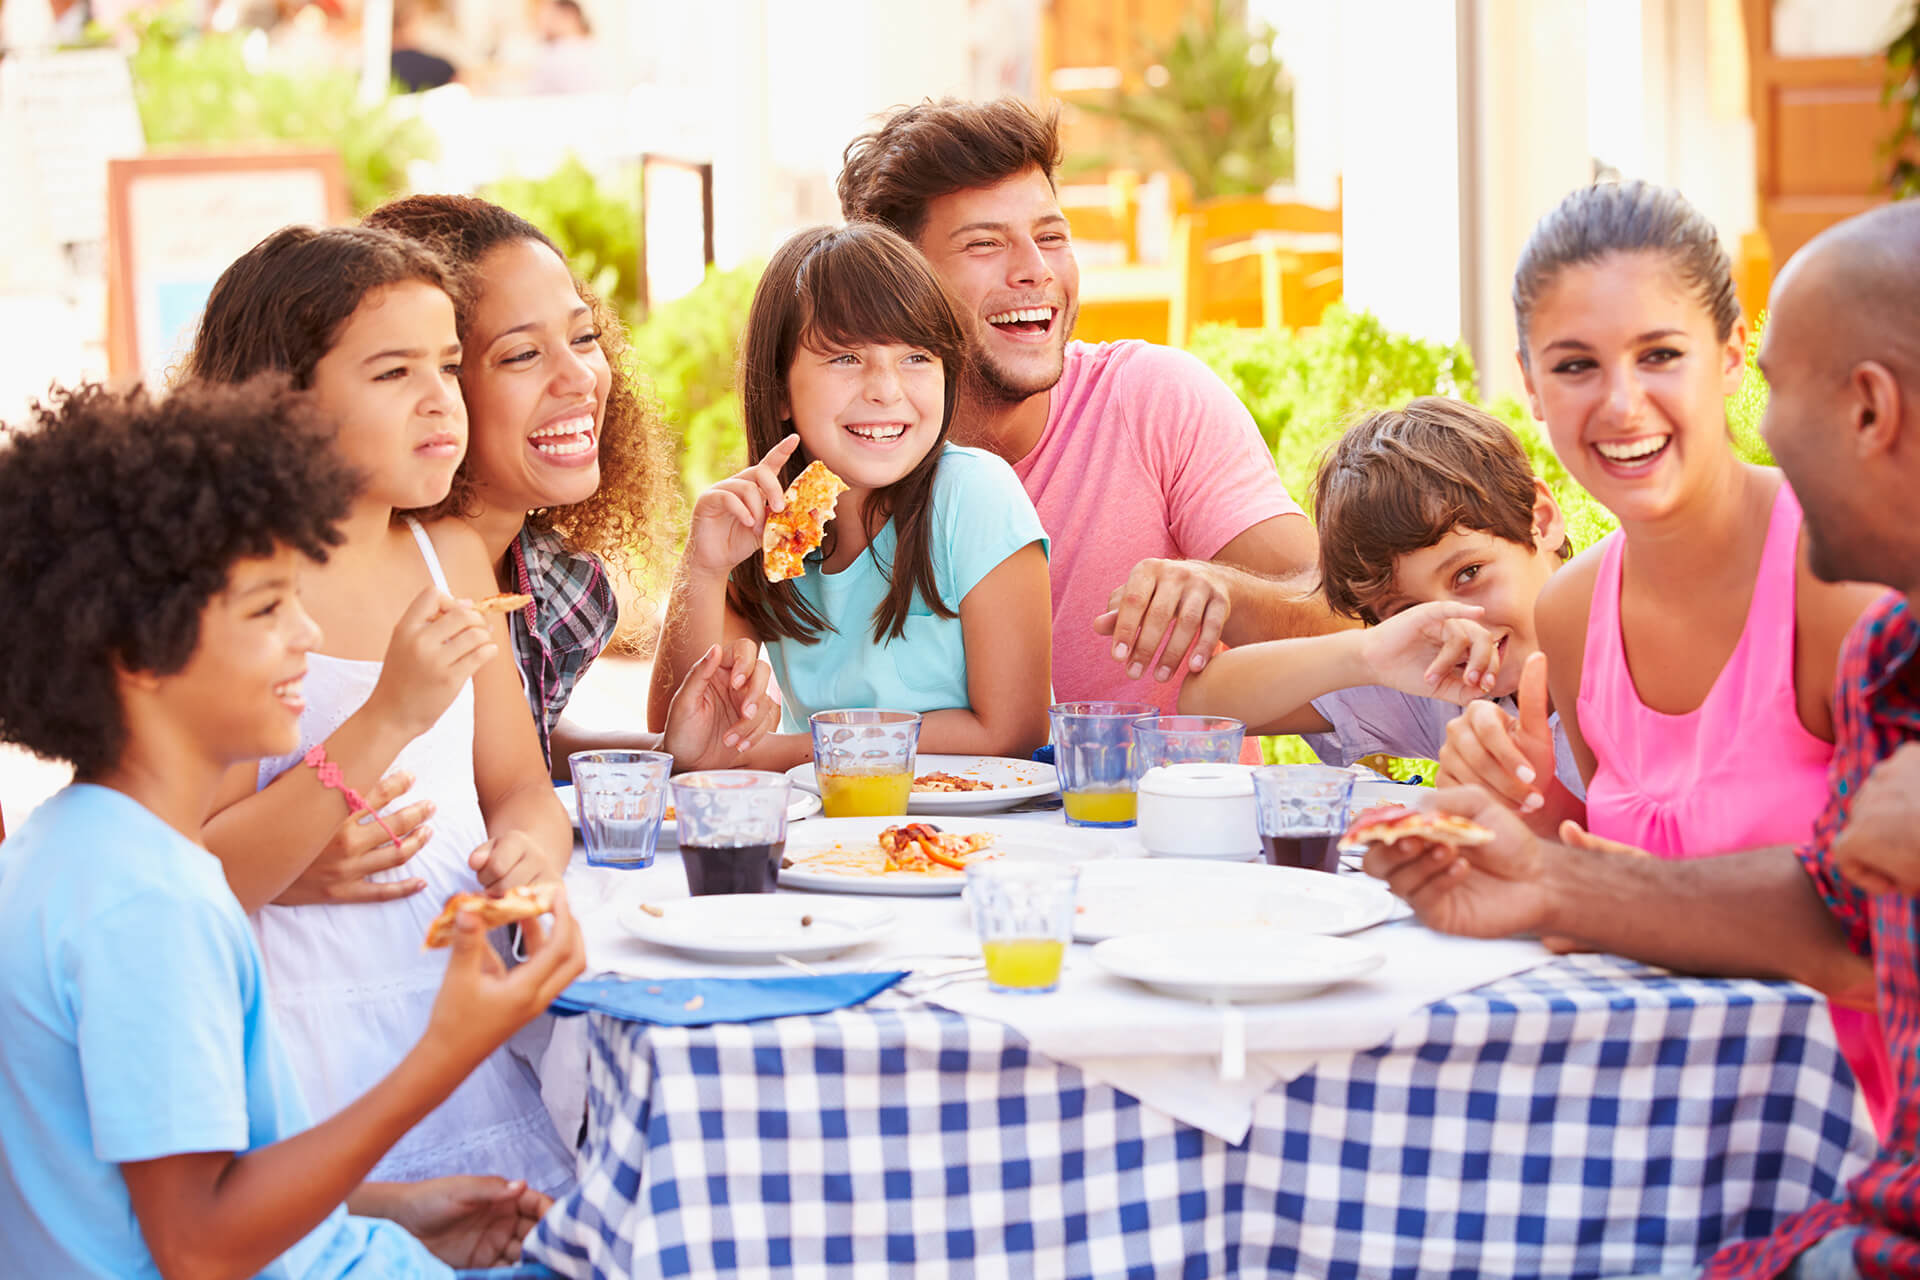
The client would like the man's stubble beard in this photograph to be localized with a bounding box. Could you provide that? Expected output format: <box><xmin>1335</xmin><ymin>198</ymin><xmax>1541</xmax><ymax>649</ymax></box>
<box><xmin>960</xmin><ymin>301</ymin><xmax>1080</xmax><ymax>408</ymax></box>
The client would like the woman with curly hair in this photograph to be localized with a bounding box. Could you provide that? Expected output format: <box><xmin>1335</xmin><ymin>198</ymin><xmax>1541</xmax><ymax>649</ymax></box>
<box><xmin>365</xmin><ymin>194</ymin><xmax>776</xmax><ymax>773</ymax></box>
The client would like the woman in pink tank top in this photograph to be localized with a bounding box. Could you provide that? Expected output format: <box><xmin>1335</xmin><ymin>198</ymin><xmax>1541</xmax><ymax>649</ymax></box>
<box><xmin>1511</xmin><ymin>182</ymin><xmax>1892</xmax><ymax>1135</ymax></box>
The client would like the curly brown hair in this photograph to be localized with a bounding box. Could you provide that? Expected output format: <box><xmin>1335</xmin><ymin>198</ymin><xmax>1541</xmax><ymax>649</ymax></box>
<box><xmin>363</xmin><ymin>194</ymin><xmax>677</xmax><ymax>574</ymax></box>
<box><xmin>0</xmin><ymin>379</ymin><xmax>357</xmax><ymax>778</ymax></box>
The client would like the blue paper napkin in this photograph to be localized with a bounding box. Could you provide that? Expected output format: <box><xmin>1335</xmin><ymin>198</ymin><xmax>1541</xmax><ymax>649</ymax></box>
<box><xmin>551</xmin><ymin>971</ymin><xmax>910</xmax><ymax>1027</ymax></box>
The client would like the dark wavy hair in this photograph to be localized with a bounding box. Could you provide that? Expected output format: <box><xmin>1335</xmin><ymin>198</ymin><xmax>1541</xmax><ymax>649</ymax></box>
<box><xmin>838</xmin><ymin>97</ymin><xmax>1063</xmax><ymax>240</ymax></box>
<box><xmin>0</xmin><ymin>379</ymin><xmax>358</xmax><ymax>779</ymax></box>
<box><xmin>730</xmin><ymin>223</ymin><xmax>968</xmax><ymax>644</ymax></box>
<box><xmin>363</xmin><ymin>193</ymin><xmax>676</xmax><ymax>571</ymax></box>
<box><xmin>183</xmin><ymin>224</ymin><xmax>457</xmax><ymax>389</ymax></box>
<box><xmin>1513</xmin><ymin>180</ymin><xmax>1740</xmax><ymax>365</ymax></box>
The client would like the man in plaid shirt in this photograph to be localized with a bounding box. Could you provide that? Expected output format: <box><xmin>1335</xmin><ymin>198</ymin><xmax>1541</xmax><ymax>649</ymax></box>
<box><xmin>1368</xmin><ymin>200</ymin><xmax>1920</xmax><ymax>1278</ymax></box>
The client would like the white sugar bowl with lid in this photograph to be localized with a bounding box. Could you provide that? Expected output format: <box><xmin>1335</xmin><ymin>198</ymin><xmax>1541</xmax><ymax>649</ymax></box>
<box><xmin>1135</xmin><ymin>763</ymin><xmax>1261</xmax><ymax>860</ymax></box>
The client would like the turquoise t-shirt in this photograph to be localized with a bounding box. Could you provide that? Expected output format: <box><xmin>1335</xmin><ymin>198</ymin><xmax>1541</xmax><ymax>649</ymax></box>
<box><xmin>0</xmin><ymin>784</ymin><xmax>450</xmax><ymax>1279</ymax></box>
<box><xmin>770</xmin><ymin>444</ymin><xmax>1049</xmax><ymax>729</ymax></box>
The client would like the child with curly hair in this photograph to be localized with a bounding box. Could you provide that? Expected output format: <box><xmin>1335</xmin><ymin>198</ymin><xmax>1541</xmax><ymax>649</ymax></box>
<box><xmin>0</xmin><ymin>378</ymin><xmax>584</xmax><ymax>1277</ymax></box>
<box><xmin>365</xmin><ymin>194</ymin><xmax>776</xmax><ymax>774</ymax></box>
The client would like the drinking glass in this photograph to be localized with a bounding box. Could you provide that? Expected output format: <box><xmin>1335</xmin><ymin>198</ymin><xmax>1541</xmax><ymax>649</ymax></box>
<box><xmin>1132</xmin><ymin>715</ymin><xmax>1246</xmax><ymax>770</ymax></box>
<box><xmin>809</xmin><ymin>709</ymin><xmax>921</xmax><ymax>818</ymax></box>
<box><xmin>670</xmin><ymin>770</ymin><xmax>793</xmax><ymax>895</ymax></box>
<box><xmin>1250</xmin><ymin>765</ymin><xmax>1356</xmax><ymax>873</ymax></box>
<box><xmin>1047</xmin><ymin>701</ymin><xmax>1158</xmax><ymax>827</ymax></box>
<box><xmin>568</xmin><ymin>750</ymin><xmax>673</xmax><ymax>869</ymax></box>
<box><xmin>966</xmin><ymin>859</ymin><xmax>1079</xmax><ymax>994</ymax></box>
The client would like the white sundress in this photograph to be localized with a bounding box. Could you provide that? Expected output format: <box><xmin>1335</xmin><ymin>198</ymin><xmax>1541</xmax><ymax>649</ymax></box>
<box><xmin>252</xmin><ymin>519</ymin><xmax>576</xmax><ymax>1195</ymax></box>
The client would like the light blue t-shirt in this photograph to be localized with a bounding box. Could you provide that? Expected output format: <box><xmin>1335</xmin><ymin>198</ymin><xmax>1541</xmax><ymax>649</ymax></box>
<box><xmin>0</xmin><ymin>785</ymin><xmax>449</xmax><ymax>1279</ymax></box>
<box><xmin>770</xmin><ymin>444</ymin><xmax>1049</xmax><ymax>729</ymax></box>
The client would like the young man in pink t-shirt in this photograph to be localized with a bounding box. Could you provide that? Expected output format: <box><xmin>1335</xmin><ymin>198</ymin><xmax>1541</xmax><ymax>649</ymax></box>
<box><xmin>837</xmin><ymin>98</ymin><xmax>1342</xmax><ymax>713</ymax></box>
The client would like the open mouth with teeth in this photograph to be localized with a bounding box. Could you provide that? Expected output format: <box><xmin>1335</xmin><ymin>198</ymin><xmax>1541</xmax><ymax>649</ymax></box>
<box><xmin>529</xmin><ymin>414</ymin><xmax>597</xmax><ymax>459</ymax></box>
<box><xmin>273</xmin><ymin>674</ymin><xmax>306</xmax><ymax>716</ymax></box>
<box><xmin>985</xmin><ymin>306</ymin><xmax>1057</xmax><ymax>338</ymax></box>
<box><xmin>844</xmin><ymin>421</ymin><xmax>910</xmax><ymax>445</ymax></box>
<box><xmin>1592</xmin><ymin>435</ymin><xmax>1671</xmax><ymax>472</ymax></box>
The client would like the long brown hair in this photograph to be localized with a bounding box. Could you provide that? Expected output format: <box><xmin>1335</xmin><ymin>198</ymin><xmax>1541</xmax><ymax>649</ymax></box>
<box><xmin>363</xmin><ymin>194</ymin><xmax>675</xmax><ymax>571</ymax></box>
<box><xmin>184</xmin><ymin>224</ymin><xmax>456</xmax><ymax>389</ymax></box>
<box><xmin>731</xmin><ymin>223</ymin><xmax>968</xmax><ymax>644</ymax></box>
<box><xmin>837</xmin><ymin>97</ymin><xmax>1063</xmax><ymax>240</ymax></box>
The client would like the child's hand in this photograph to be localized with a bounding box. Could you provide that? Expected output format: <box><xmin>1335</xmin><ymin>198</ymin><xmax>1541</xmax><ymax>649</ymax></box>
<box><xmin>1435</xmin><ymin>651</ymin><xmax>1557</xmax><ymax>815</ymax></box>
<box><xmin>662</xmin><ymin>639</ymin><xmax>780</xmax><ymax>770</ymax></box>
<box><xmin>369</xmin><ymin>587</ymin><xmax>497</xmax><ymax>740</ymax></box>
<box><xmin>274</xmin><ymin>769</ymin><xmax>434</xmax><ymax>906</ymax></box>
<box><xmin>1354</xmin><ymin>601</ymin><xmax>1491</xmax><ymax>703</ymax></box>
<box><xmin>386</xmin><ymin>1176</ymin><xmax>551</xmax><ymax>1267</ymax></box>
<box><xmin>426</xmin><ymin>883</ymin><xmax>585</xmax><ymax>1072</ymax></box>
<box><xmin>1833</xmin><ymin>742</ymin><xmax>1920</xmax><ymax>895</ymax></box>
<box><xmin>686</xmin><ymin>434</ymin><xmax>802</xmax><ymax>578</ymax></box>
<box><xmin>467</xmin><ymin>830</ymin><xmax>555</xmax><ymax>893</ymax></box>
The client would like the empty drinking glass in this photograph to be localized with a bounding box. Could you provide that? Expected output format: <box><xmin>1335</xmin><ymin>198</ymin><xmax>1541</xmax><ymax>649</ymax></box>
<box><xmin>569</xmin><ymin>750</ymin><xmax>673</xmax><ymax>869</ymax></box>
<box><xmin>1132</xmin><ymin>715</ymin><xmax>1246</xmax><ymax>770</ymax></box>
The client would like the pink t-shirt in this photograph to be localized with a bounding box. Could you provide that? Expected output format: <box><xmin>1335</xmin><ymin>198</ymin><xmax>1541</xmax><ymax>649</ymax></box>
<box><xmin>1013</xmin><ymin>340</ymin><xmax>1303</xmax><ymax>714</ymax></box>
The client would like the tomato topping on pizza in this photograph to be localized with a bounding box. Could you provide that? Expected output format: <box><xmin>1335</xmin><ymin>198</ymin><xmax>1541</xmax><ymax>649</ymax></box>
<box><xmin>423</xmin><ymin>882</ymin><xmax>557</xmax><ymax>949</ymax></box>
<box><xmin>1341</xmin><ymin>804</ymin><xmax>1495</xmax><ymax>850</ymax></box>
<box><xmin>762</xmin><ymin>460</ymin><xmax>850</xmax><ymax>582</ymax></box>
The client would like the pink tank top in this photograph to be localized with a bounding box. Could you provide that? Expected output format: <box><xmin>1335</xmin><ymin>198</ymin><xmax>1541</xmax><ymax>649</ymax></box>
<box><xmin>1578</xmin><ymin>482</ymin><xmax>1831</xmax><ymax>859</ymax></box>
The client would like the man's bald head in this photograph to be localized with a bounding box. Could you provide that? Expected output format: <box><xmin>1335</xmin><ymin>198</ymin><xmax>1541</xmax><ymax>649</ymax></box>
<box><xmin>1761</xmin><ymin>198</ymin><xmax>1920</xmax><ymax>591</ymax></box>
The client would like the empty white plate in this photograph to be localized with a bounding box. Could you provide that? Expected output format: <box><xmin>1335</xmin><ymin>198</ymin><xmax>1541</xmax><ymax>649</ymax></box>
<box><xmin>622</xmin><ymin>895</ymin><xmax>896</xmax><ymax>963</ymax></box>
<box><xmin>1092</xmin><ymin>928</ymin><xmax>1385</xmax><ymax>1002</ymax></box>
<box><xmin>1072</xmin><ymin>859</ymin><xmax>1397</xmax><ymax>943</ymax></box>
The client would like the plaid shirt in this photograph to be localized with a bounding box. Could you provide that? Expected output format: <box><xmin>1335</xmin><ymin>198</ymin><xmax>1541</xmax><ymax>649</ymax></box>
<box><xmin>506</xmin><ymin>525</ymin><xmax>617</xmax><ymax>767</ymax></box>
<box><xmin>1707</xmin><ymin>591</ymin><xmax>1920</xmax><ymax>1280</ymax></box>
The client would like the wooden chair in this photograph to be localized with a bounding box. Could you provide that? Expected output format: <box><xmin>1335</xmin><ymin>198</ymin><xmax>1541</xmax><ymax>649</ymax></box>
<box><xmin>1070</xmin><ymin>169</ymin><xmax>1180</xmax><ymax>345</ymax></box>
<box><xmin>1060</xmin><ymin>169</ymin><xmax>1143</xmax><ymax>265</ymax></box>
<box><xmin>1167</xmin><ymin>192</ymin><xmax>1343</xmax><ymax>344</ymax></box>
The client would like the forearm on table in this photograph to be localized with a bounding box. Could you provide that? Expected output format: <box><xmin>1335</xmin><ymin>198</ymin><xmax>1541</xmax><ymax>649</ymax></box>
<box><xmin>1214</xmin><ymin>564</ymin><xmax>1353</xmax><ymax>646</ymax></box>
<box><xmin>1540</xmin><ymin>843</ymin><xmax>1864</xmax><ymax>996</ymax></box>
<box><xmin>207</xmin><ymin>708</ymin><xmax>418</xmax><ymax>912</ymax></box>
<box><xmin>733</xmin><ymin>731</ymin><xmax>814</xmax><ymax>773</ymax></box>
<box><xmin>547</xmin><ymin>718</ymin><xmax>666</xmax><ymax>780</ymax></box>
<box><xmin>648</xmin><ymin>565</ymin><xmax>730</xmax><ymax>733</ymax></box>
<box><xmin>916</xmin><ymin>706</ymin><xmax>1049</xmax><ymax>760</ymax></box>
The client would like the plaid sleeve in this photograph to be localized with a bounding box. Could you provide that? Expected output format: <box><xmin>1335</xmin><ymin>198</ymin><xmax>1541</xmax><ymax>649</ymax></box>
<box><xmin>1792</xmin><ymin>609</ymin><xmax>1884</xmax><ymax>956</ymax></box>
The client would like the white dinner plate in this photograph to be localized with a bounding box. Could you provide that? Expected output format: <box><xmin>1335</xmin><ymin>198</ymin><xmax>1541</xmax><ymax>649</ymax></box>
<box><xmin>1092</xmin><ymin>928</ymin><xmax>1385</xmax><ymax>1003</ymax></box>
<box><xmin>557</xmin><ymin>784</ymin><xmax>821</xmax><ymax>845</ymax></box>
<box><xmin>786</xmin><ymin>754</ymin><xmax>1060</xmax><ymax>815</ymax></box>
<box><xmin>1071</xmin><ymin>859</ymin><xmax>1397</xmax><ymax>943</ymax></box>
<box><xmin>622</xmin><ymin>895</ymin><xmax>896</xmax><ymax>963</ymax></box>
<box><xmin>778</xmin><ymin>816</ymin><xmax>1140</xmax><ymax>896</ymax></box>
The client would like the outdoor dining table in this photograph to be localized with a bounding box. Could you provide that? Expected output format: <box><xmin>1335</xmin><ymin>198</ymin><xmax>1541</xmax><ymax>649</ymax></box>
<box><xmin>523</xmin><ymin>806</ymin><xmax>1876</xmax><ymax>1279</ymax></box>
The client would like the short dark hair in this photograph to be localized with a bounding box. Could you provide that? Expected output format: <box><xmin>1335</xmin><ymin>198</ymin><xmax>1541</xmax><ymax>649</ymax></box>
<box><xmin>0</xmin><ymin>379</ymin><xmax>358</xmax><ymax>778</ymax></box>
<box><xmin>1312</xmin><ymin>397</ymin><xmax>1570</xmax><ymax>623</ymax></box>
<box><xmin>730</xmin><ymin>223</ymin><xmax>968</xmax><ymax>644</ymax></box>
<box><xmin>838</xmin><ymin>97</ymin><xmax>1063</xmax><ymax>241</ymax></box>
<box><xmin>1513</xmin><ymin>180</ymin><xmax>1739</xmax><ymax>364</ymax></box>
<box><xmin>185</xmin><ymin>224</ymin><xmax>456</xmax><ymax>390</ymax></box>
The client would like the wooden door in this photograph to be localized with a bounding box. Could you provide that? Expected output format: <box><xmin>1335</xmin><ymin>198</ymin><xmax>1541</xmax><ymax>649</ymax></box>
<box><xmin>1743</xmin><ymin>0</ymin><xmax>1904</xmax><ymax>266</ymax></box>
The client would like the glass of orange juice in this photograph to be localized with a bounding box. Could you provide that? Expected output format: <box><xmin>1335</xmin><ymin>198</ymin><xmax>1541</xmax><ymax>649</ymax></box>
<box><xmin>809</xmin><ymin>709</ymin><xmax>921</xmax><ymax>818</ymax></box>
<box><xmin>1048</xmin><ymin>701</ymin><xmax>1158</xmax><ymax>828</ymax></box>
<box><xmin>966</xmin><ymin>859</ymin><xmax>1078</xmax><ymax>994</ymax></box>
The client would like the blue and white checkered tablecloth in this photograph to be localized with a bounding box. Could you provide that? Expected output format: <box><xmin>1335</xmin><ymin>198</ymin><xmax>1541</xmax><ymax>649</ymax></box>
<box><xmin>526</xmin><ymin>953</ymin><xmax>1875</xmax><ymax>1279</ymax></box>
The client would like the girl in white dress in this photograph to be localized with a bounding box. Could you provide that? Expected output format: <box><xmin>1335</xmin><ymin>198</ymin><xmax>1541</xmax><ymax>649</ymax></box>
<box><xmin>189</xmin><ymin>225</ymin><xmax>577</xmax><ymax>1193</ymax></box>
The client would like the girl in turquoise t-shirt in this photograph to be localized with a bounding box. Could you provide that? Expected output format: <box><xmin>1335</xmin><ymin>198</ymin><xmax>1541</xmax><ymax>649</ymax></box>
<box><xmin>651</xmin><ymin>223</ymin><xmax>1052</xmax><ymax>767</ymax></box>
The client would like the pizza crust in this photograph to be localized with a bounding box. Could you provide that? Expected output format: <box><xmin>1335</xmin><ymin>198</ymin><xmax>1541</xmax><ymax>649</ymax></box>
<box><xmin>762</xmin><ymin>460</ymin><xmax>850</xmax><ymax>582</ymax></box>
<box><xmin>1341</xmin><ymin>804</ymin><xmax>1495</xmax><ymax>850</ymax></box>
<box><xmin>423</xmin><ymin>882</ymin><xmax>557</xmax><ymax>948</ymax></box>
<box><xmin>474</xmin><ymin>592</ymin><xmax>534</xmax><ymax>615</ymax></box>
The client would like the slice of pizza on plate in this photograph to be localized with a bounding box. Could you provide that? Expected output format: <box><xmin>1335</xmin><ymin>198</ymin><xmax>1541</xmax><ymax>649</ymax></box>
<box><xmin>762</xmin><ymin>460</ymin><xmax>850</xmax><ymax>582</ymax></box>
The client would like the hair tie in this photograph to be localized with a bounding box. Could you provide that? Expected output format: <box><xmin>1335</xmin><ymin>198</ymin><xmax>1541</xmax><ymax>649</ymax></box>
<box><xmin>302</xmin><ymin>744</ymin><xmax>404</xmax><ymax>848</ymax></box>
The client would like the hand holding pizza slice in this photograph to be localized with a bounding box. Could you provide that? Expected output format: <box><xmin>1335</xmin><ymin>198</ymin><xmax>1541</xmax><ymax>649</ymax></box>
<box><xmin>762</xmin><ymin>460</ymin><xmax>850</xmax><ymax>582</ymax></box>
<box><xmin>1341</xmin><ymin>803</ymin><xmax>1495</xmax><ymax>853</ymax></box>
<box><xmin>423</xmin><ymin>882</ymin><xmax>558</xmax><ymax>949</ymax></box>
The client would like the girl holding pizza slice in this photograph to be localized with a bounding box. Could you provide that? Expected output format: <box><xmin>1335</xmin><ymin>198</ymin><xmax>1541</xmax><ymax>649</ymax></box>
<box><xmin>649</xmin><ymin>222</ymin><xmax>1053</xmax><ymax>766</ymax></box>
<box><xmin>1455</xmin><ymin>181</ymin><xmax>1891</xmax><ymax>1132</ymax></box>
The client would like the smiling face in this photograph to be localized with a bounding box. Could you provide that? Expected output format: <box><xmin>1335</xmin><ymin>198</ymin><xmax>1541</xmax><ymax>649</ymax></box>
<box><xmin>782</xmin><ymin>339</ymin><xmax>945</xmax><ymax>505</ymax></box>
<box><xmin>459</xmin><ymin>238</ymin><xmax>612</xmax><ymax>515</ymax></box>
<box><xmin>157</xmin><ymin>547</ymin><xmax>323</xmax><ymax>765</ymax></box>
<box><xmin>1519</xmin><ymin>250</ymin><xmax>1746</xmax><ymax>526</ymax></box>
<box><xmin>1368</xmin><ymin>494</ymin><xmax>1566</xmax><ymax>698</ymax></box>
<box><xmin>306</xmin><ymin>280</ymin><xmax>466</xmax><ymax>511</ymax></box>
<box><xmin>915</xmin><ymin>167</ymin><xmax>1078</xmax><ymax>404</ymax></box>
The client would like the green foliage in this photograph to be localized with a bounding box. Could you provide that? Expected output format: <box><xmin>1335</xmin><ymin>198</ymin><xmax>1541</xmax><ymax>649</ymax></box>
<box><xmin>1727</xmin><ymin>314</ymin><xmax>1774</xmax><ymax>466</ymax></box>
<box><xmin>1884</xmin><ymin>2</ymin><xmax>1920</xmax><ymax>197</ymax></box>
<box><xmin>482</xmin><ymin>159</ymin><xmax>642</xmax><ymax>324</ymax></box>
<box><xmin>1078</xmin><ymin>0</ymin><xmax>1294</xmax><ymax>199</ymax></box>
<box><xmin>127</xmin><ymin>8</ymin><xmax>434</xmax><ymax>215</ymax></box>
<box><xmin>629</xmin><ymin>262</ymin><xmax>763</xmax><ymax>497</ymax></box>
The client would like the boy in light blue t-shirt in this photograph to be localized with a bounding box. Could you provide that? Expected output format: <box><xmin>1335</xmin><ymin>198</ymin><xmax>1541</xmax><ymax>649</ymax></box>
<box><xmin>0</xmin><ymin>381</ymin><xmax>583</xmax><ymax>1278</ymax></box>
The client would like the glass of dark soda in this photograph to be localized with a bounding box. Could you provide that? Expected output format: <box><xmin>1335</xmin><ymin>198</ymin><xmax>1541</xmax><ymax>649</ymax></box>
<box><xmin>1251</xmin><ymin>765</ymin><xmax>1356</xmax><ymax>873</ymax></box>
<box><xmin>670</xmin><ymin>770</ymin><xmax>793</xmax><ymax>896</ymax></box>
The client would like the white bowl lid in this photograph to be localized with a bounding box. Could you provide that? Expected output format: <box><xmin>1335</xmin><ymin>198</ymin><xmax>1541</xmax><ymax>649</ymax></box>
<box><xmin>1137</xmin><ymin>762</ymin><xmax>1256</xmax><ymax>799</ymax></box>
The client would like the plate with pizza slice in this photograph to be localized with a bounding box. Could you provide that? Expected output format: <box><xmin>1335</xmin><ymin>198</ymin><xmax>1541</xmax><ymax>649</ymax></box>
<box><xmin>777</xmin><ymin>816</ymin><xmax>1138</xmax><ymax>896</ymax></box>
<box><xmin>785</xmin><ymin>754</ymin><xmax>1060</xmax><ymax>815</ymax></box>
<box><xmin>555</xmin><ymin>783</ymin><xmax>821</xmax><ymax>845</ymax></box>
